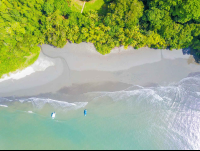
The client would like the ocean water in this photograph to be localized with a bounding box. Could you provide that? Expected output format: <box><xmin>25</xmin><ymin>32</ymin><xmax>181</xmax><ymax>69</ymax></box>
<box><xmin>0</xmin><ymin>74</ymin><xmax>200</xmax><ymax>149</ymax></box>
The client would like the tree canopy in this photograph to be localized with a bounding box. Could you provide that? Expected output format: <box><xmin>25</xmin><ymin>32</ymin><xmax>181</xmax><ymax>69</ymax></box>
<box><xmin>0</xmin><ymin>0</ymin><xmax>200</xmax><ymax>78</ymax></box>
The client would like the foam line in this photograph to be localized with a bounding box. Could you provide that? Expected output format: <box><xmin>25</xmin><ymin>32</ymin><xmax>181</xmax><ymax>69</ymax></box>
<box><xmin>0</xmin><ymin>105</ymin><xmax>8</xmax><ymax>107</ymax></box>
<box><xmin>0</xmin><ymin>54</ymin><xmax>55</xmax><ymax>82</ymax></box>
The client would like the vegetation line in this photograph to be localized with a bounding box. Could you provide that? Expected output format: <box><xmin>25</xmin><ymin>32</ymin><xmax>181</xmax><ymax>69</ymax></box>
<box><xmin>0</xmin><ymin>0</ymin><xmax>200</xmax><ymax>78</ymax></box>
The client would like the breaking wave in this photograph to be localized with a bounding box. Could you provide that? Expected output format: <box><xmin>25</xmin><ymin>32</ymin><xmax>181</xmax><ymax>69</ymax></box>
<box><xmin>18</xmin><ymin>97</ymin><xmax>88</xmax><ymax>110</ymax></box>
<box><xmin>0</xmin><ymin>73</ymin><xmax>199</xmax><ymax>149</ymax></box>
<box><xmin>87</xmin><ymin>73</ymin><xmax>200</xmax><ymax>150</ymax></box>
<box><xmin>0</xmin><ymin>105</ymin><xmax>8</xmax><ymax>108</ymax></box>
<box><xmin>0</xmin><ymin>97</ymin><xmax>88</xmax><ymax>112</ymax></box>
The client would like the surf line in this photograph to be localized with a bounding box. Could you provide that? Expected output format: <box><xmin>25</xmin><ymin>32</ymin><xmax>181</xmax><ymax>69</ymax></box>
<box><xmin>0</xmin><ymin>105</ymin><xmax>8</xmax><ymax>107</ymax></box>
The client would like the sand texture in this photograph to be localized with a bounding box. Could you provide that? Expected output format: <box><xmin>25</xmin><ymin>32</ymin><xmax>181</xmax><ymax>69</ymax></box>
<box><xmin>0</xmin><ymin>42</ymin><xmax>199</xmax><ymax>97</ymax></box>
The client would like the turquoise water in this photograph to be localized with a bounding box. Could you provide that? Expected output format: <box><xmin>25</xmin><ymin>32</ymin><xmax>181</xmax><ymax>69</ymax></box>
<box><xmin>0</xmin><ymin>74</ymin><xmax>200</xmax><ymax>149</ymax></box>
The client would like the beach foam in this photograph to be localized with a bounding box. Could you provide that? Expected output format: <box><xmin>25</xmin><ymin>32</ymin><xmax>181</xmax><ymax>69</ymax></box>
<box><xmin>27</xmin><ymin>111</ymin><xmax>34</xmax><ymax>114</ymax></box>
<box><xmin>87</xmin><ymin>75</ymin><xmax>200</xmax><ymax>149</ymax></box>
<box><xmin>17</xmin><ymin>97</ymin><xmax>88</xmax><ymax>111</ymax></box>
<box><xmin>90</xmin><ymin>74</ymin><xmax>200</xmax><ymax>106</ymax></box>
<box><xmin>0</xmin><ymin>53</ymin><xmax>55</xmax><ymax>83</ymax></box>
<box><xmin>0</xmin><ymin>105</ymin><xmax>8</xmax><ymax>107</ymax></box>
<box><xmin>0</xmin><ymin>73</ymin><xmax>200</xmax><ymax>149</ymax></box>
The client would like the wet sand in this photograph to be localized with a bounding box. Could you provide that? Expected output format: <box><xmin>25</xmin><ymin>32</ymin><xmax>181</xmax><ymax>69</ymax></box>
<box><xmin>0</xmin><ymin>42</ymin><xmax>199</xmax><ymax>97</ymax></box>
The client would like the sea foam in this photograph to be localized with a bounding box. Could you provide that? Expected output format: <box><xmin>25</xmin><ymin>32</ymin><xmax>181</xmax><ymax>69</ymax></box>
<box><xmin>0</xmin><ymin>105</ymin><xmax>8</xmax><ymax>107</ymax></box>
<box><xmin>0</xmin><ymin>53</ymin><xmax>55</xmax><ymax>82</ymax></box>
<box><xmin>87</xmin><ymin>74</ymin><xmax>200</xmax><ymax>149</ymax></box>
<box><xmin>90</xmin><ymin>74</ymin><xmax>200</xmax><ymax>108</ymax></box>
<box><xmin>18</xmin><ymin>97</ymin><xmax>88</xmax><ymax>111</ymax></box>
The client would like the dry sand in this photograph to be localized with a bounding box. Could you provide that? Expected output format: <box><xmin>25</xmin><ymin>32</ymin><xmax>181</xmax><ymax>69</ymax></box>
<box><xmin>0</xmin><ymin>42</ymin><xmax>199</xmax><ymax>97</ymax></box>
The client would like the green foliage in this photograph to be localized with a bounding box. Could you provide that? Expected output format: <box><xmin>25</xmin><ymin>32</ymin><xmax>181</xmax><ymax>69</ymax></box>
<box><xmin>142</xmin><ymin>0</ymin><xmax>200</xmax><ymax>51</ymax></box>
<box><xmin>149</xmin><ymin>0</ymin><xmax>200</xmax><ymax>23</ymax></box>
<box><xmin>84</xmin><ymin>0</ymin><xmax>105</xmax><ymax>13</ymax></box>
<box><xmin>0</xmin><ymin>0</ymin><xmax>44</xmax><ymax>78</ymax></box>
<box><xmin>81</xmin><ymin>0</ymin><xmax>92</xmax><ymax>1</ymax></box>
<box><xmin>1</xmin><ymin>0</ymin><xmax>200</xmax><ymax>78</ymax></box>
<box><xmin>43</xmin><ymin>2</ymin><xmax>54</xmax><ymax>15</ymax></box>
<box><xmin>54</xmin><ymin>0</ymin><xmax>71</xmax><ymax>15</ymax></box>
<box><xmin>71</xmin><ymin>0</ymin><xmax>105</xmax><ymax>14</ymax></box>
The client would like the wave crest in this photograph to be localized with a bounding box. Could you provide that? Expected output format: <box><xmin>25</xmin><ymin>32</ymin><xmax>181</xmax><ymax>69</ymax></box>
<box><xmin>17</xmin><ymin>97</ymin><xmax>88</xmax><ymax>111</ymax></box>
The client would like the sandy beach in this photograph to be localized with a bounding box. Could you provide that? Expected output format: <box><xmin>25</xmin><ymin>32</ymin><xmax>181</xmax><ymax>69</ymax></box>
<box><xmin>0</xmin><ymin>42</ymin><xmax>199</xmax><ymax>97</ymax></box>
<box><xmin>1</xmin><ymin>42</ymin><xmax>200</xmax><ymax>150</ymax></box>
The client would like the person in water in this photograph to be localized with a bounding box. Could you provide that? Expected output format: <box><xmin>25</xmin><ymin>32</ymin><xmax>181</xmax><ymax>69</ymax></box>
<box><xmin>51</xmin><ymin>112</ymin><xmax>56</xmax><ymax>118</ymax></box>
<box><xmin>84</xmin><ymin>109</ymin><xmax>87</xmax><ymax>116</ymax></box>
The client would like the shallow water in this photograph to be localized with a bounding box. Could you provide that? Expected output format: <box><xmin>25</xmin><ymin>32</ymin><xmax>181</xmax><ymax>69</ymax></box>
<box><xmin>0</xmin><ymin>74</ymin><xmax>200</xmax><ymax>149</ymax></box>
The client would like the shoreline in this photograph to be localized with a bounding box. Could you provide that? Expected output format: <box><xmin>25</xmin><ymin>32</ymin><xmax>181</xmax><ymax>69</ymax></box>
<box><xmin>0</xmin><ymin>42</ymin><xmax>200</xmax><ymax>97</ymax></box>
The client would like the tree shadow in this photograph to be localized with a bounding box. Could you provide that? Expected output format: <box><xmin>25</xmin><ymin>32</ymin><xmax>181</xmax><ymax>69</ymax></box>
<box><xmin>97</xmin><ymin>0</ymin><xmax>114</xmax><ymax>16</ymax></box>
<box><xmin>183</xmin><ymin>47</ymin><xmax>200</xmax><ymax>64</ymax></box>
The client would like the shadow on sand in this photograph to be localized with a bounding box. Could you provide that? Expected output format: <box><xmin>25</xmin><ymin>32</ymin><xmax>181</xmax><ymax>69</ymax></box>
<box><xmin>183</xmin><ymin>47</ymin><xmax>200</xmax><ymax>64</ymax></box>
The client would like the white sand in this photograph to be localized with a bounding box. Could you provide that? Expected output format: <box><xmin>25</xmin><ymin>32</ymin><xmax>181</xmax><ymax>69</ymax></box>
<box><xmin>162</xmin><ymin>49</ymin><xmax>190</xmax><ymax>60</ymax></box>
<box><xmin>0</xmin><ymin>42</ymin><xmax>199</xmax><ymax>97</ymax></box>
<box><xmin>0</xmin><ymin>52</ymin><xmax>55</xmax><ymax>83</ymax></box>
<box><xmin>42</xmin><ymin>44</ymin><xmax>162</xmax><ymax>71</ymax></box>
<box><xmin>0</xmin><ymin>51</ymin><xmax>70</xmax><ymax>95</ymax></box>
